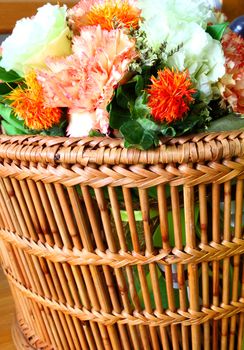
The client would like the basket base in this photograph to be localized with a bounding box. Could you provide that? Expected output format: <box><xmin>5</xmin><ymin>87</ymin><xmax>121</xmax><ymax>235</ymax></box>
<box><xmin>12</xmin><ymin>318</ymin><xmax>35</xmax><ymax>350</ymax></box>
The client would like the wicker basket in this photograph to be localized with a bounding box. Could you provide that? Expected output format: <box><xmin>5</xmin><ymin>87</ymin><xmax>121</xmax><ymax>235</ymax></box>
<box><xmin>0</xmin><ymin>132</ymin><xmax>243</xmax><ymax>350</ymax></box>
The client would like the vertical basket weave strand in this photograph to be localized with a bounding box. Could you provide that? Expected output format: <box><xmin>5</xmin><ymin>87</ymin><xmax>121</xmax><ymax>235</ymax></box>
<box><xmin>0</xmin><ymin>132</ymin><xmax>243</xmax><ymax>350</ymax></box>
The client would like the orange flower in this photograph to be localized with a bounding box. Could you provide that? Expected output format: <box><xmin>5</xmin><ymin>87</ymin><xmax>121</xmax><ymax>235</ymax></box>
<box><xmin>147</xmin><ymin>68</ymin><xmax>196</xmax><ymax>123</ymax></box>
<box><xmin>68</xmin><ymin>0</ymin><xmax>141</xmax><ymax>33</ymax></box>
<box><xmin>8</xmin><ymin>71</ymin><xmax>62</xmax><ymax>130</ymax></box>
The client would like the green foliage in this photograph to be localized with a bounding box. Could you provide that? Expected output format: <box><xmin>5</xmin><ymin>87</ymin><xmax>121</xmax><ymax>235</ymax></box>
<box><xmin>207</xmin><ymin>114</ymin><xmax>244</xmax><ymax>132</ymax></box>
<box><xmin>40</xmin><ymin>119</ymin><xmax>67</xmax><ymax>137</ymax></box>
<box><xmin>135</xmin><ymin>265</ymin><xmax>181</xmax><ymax>310</ymax></box>
<box><xmin>0</xmin><ymin>104</ymin><xmax>28</xmax><ymax>135</ymax></box>
<box><xmin>89</xmin><ymin>130</ymin><xmax>105</xmax><ymax>137</ymax></box>
<box><xmin>109</xmin><ymin>74</ymin><xmax>160</xmax><ymax>149</ymax></box>
<box><xmin>109</xmin><ymin>96</ymin><xmax>132</xmax><ymax>129</ymax></box>
<box><xmin>206</xmin><ymin>22</ymin><xmax>229</xmax><ymax>41</ymax></box>
<box><xmin>0</xmin><ymin>65</ymin><xmax>22</xmax><ymax>83</ymax></box>
<box><xmin>0</xmin><ymin>83</ymin><xmax>17</xmax><ymax>98</ymax></box>
<box><xmin>153</xmin><ymin>205</ymin><xmax>200</xmax><ymax>248</ymax></box>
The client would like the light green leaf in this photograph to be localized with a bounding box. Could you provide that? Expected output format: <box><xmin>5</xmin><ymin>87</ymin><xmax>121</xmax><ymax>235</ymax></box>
<box><xmin>131</xmin><ymin>94</ymin><xmax>151</xmax><ymax>120</ymax></box>
<box><xmin>0</xmin><ymin>104</ymin><xmax>27</xmax><ymax>132</ymax></box>
<box><xmin>1</xmin><ymin>121</ymin><xmax>27</xmax><ymax>135</ymax></box>
<box><xmin>207</xmin><ymin>114</ymin><xmax>244</xmax><ymax>132</ymax></box>
<box><xmin>120</xmin><ymin>208</ymin><xmax>159</xmax><ymax>222</ymax></box>
<box><xmin>0</xmin><ymin>104</ymin><xmax>12</xmax><ymax>119</ymax></box>
<box><xmin>137</xmin><ymin>117</ymin><xmax>159</xmax><ymax>131</ymax></box>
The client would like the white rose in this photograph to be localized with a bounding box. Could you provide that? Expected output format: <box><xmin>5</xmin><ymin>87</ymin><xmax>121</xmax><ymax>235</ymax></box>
<box><xmin>0</xmin><ymin>4</ymin><xmax>72</xmax><ymax>76</ymax></box>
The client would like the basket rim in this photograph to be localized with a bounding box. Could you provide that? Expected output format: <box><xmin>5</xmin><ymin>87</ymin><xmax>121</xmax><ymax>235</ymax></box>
<box><xmin>0</xmin><ymin>130</ymin><xmax>244</xmax><ymax>165</ymax></box>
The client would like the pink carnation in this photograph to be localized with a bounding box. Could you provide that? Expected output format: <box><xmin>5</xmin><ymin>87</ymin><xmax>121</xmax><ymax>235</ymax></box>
<box><xmin>37</xmin><ymin>26</ymin><xmax>137</xmax><ymax>136</ymax></box>
<box><xmin>220</xmin><ymin>31</ymin><xmax>244</xmax><ymax>114</ymax></box>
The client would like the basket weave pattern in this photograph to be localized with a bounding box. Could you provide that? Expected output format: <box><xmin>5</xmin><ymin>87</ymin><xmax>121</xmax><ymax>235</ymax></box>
<box><xmin>0</xmin><ymin>132</ymin><xmax>243</xmax><ymax>349</ymax></box>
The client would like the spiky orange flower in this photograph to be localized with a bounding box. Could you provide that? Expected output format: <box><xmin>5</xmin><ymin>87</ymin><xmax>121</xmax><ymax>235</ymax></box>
<box><xmin>147</xmin><ymin>68</ymin><xmax>196</xmax><ymax>123</ymax></box>
<box><xmin>69</xmin><ymin>0</ymin><xmax>141</xmax><ymax>33</ymax></box>
<box><xmin>87</xmin><ymin>0</ymin><xmax>140</xmax><ymax>30</ymax></box>
<box><xmin>8</xmin><ymin>71</ymin><xmax>62</xmax><ymax>130</ymax></box>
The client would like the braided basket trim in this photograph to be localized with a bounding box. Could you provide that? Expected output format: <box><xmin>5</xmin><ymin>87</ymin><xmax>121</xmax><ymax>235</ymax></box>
<box><xmin>1</xmin><ymin>228</ymin><xmax>243</xmax><ymax>267</ymax></box>
<box><xmin>5</xmin><ymin>268</ymin><xmax>244</xmax><ymax>327</ymax></box>
<box><xmin>0</xmin><ymin>156</ymin><xmax>244</xmax><ymax>188</ymax></box>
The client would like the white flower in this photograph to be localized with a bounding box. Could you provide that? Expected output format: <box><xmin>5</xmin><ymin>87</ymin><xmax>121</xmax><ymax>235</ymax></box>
<box><xmin>67</xmin><ymin>109</ymin><xmax>109</xmax><ymax>137</ymax></box>
<box><xmin>67</xmin><ymin>110</ymin><xmax>95</xmax><ymax>137</ymax></box>
<box><xmin>138</xmin><ymin>0</ymin><xmax>224</xmax><ymax>100</ymax></box>
<box><xmin>207</xmin><ymin>0</ymin><xmax>222</xmax><ymax>9</ymax></box>
<box><xmin>166</xmin><ymin>23</ymin><xmax>225</xmax><ymax>100</ymax></box>
<box><xmin>0</xmin><ymin>4</ymin><xmax>72</xmax><ymax>76</ymax></box>
<box><xmin>138</xmin><ymin>0</ymin><xmax>216</xmax><ymax>50</ymax></box>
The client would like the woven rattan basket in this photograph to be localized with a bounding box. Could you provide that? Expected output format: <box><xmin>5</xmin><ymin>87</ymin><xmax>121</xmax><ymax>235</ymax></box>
<box><xmin>0</xmin><ymin>131</ymin><xmax>243</xmax><ymax>350</ymax></box>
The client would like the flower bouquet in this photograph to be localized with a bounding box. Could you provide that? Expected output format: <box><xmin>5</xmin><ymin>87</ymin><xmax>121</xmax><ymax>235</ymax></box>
<box><xmin>0</xmin><ymin>1</ymin><xmax>244</xmax><ymax>350</ymax></box>
<box><xmin>0</xmin><ymin>0</ymin><xmax>243</xmax><ymax>148</ymax></box>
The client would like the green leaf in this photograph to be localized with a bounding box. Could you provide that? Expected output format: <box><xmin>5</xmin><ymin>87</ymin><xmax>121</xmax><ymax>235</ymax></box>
<box><xmin>1</xmin><ymin>121</ymin><xmax>27</xmax><ymax>135</ymax></box>
<box><xmin>132</xmin><ymin>75</ymin><xmax>144</xmax><ymax>96</ymax></box>
<box><xmin>153</xmin><ymin>205</ymin><xmax>200</xmax><ymax>247</ymax></box>
<box><xmin>206</xmin><ymin>22</ymin><xmax>229</xmax><ymax>41</ymax></box>
<box><xmin>159</xmin><ymin>124</ymin><xmax>177</xmax><ymax>137</ymax></box>
<box><xmin>136</xmin><ymin>265</ymin><xmax>180</xmax><ymax>309</ymax></box>
<box><xmin>207</xmin><ymin>114</ymin><xmax>244</xmax><ymax>132</ymax></box>
<box><xmin>138</xmin><ymin>118</ymin><xmax>160</xmax><ymax>148</ymax></box>
<box><xmin>0</xmin><ymin>104</ymin><xmax>27</xmax><ymax>132</ymax></box>
<box><xmin>41</xmin><ymin>119</ymin><xmax>67</xmax><ymax>137</ymax></box>
<box><xmin>137</xmin><ymin>118</ymin><xmax>159</xmax><ymax>131</ymax></box>
<box><xmin>89</xmin><ymin>130</ymin><xmax>105</xmax><ymax>137</ymax></box>
<box><xmin>117</xmin><ymin>82</ymin><xmax>137</xmax><ymax>107</ymax></box>
<box><xmin>0</xmin><ymin>66</ymin><xmax>22</xmax><ymax>82</ymax></box>
<box><xmin>0</xmin><ymin>82</ymin><xmax>15</xmax><ymax>96</ymax></box>
<box><xmin>0</xmin><ymin>104</ymin><xmax>12</xmax><ymax>119</ymax></box>
<box><xmin>131</xmin><ymin>94</ymin><xmax>151</xmax><ymax>120</ymax></box>
<box><xmin>120</xmin><ymin>120</ymin><xmax>144</xmax><ymax>144</ymax></box>
<box><xmin>139</xmin><ymin>130</ymin><xmax>156</xmax><ymax>149</ymax></box>
<box><xmin>148</xmin><ymin>185</ymin><xmax>171</xmax><ymax>200</ymax></box>
<box><xmin>121</xmin><ymin>118</ymin><xmax>160</xmax><ymax>149</ymax></box>
<box><xmin>116</xmin><ymin>86</ymin><xmax>131</xmax><ymax>110</ymax></box>
<box><xmin>120</xmin><ymin>208</ymin><xmax>159</xmax><ymax>222</ymax></box>
<box><xmin>109</xmin><ymin>99</ymin><xmax>131</xmax><ymax>129</ymax></box>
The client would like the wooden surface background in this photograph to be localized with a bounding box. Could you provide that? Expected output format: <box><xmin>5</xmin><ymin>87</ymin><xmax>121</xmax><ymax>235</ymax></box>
<box><xmin>0</xmin><ymin>0</ymin><xmax>243</xmax><ymax>348</ymax></box>
<box><xmin>0</xmin><ymin>1</ymin><xmax>76</xmax><ymax>33</ymax></box>
<box><xmin>0</xmin><ymin>0</ymin><xmax>243</xmax><ymax>34</ymax></box>
<box><xmin>0</xmin><ymin>268</ymin><xmax>15</xmax><ymax>350</ymax></box>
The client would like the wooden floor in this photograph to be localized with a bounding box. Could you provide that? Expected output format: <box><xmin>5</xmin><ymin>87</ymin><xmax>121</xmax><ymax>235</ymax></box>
<box><xmin>0</xmin><ymin>268</ymin><xmax>15</xmax><ymax>350</ymax></box>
